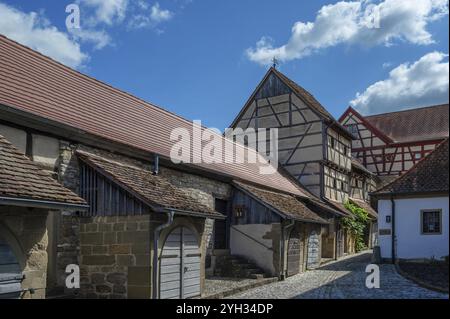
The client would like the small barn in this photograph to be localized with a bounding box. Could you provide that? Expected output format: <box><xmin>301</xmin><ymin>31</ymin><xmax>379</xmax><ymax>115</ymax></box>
<box><xmin>75</xmin><ymin>150</ymin><xmax>225</xmax><ymax>299</ymax></box>
<box><xmin>229</xmin><ymin>181</ymin><xmax>329</xmax><ymax>278</ymax></box>
<box><xmin>0</xmin><ymin>135</ymin><xmax>87</xmax><ymax>298</ymax></box>
<box><xmin>373</xmin><ymin>139</ymin><xmax>449</xmax><ymax>262</ymax></box>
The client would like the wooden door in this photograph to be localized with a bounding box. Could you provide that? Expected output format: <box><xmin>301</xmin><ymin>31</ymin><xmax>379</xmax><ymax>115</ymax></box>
<box><xmin>213</xmin><ymin>199</ymin><xmax>228</xmax><ymax>249</ymax></box>
<box><xmin>336</xmin><ymin>227</ymin><xmax>345</xmax><ymax>258</ymax></box>
<box><xmin>287</xmin><ymin>228</ymin><xmax>302</xmax><ymax>277</ymax></box>
<box><xmin>160</xmin><ymin>227</ymin><xmax>200</xmax><ymax>299</ymax></box>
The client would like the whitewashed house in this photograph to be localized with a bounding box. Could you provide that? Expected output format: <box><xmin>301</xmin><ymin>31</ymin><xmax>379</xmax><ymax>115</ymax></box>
<box><xmin>373</xmin><ymin>139</ymin><xmax>449</xmax><ymax>262</ymax></box>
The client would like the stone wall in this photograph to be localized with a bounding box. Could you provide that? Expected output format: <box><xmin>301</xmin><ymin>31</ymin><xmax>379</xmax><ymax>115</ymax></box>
<box><xmin>78</xmin><ymin>214</ymin><xmax>207</xmax><ymax>299</ymax></box>
<box><xmin>50</xmin><ymin>141</ymin><xmax>82</xmax><ymax>294</ymax></box>
<box><xmin>0</xmin><ymin>206</ymin><xmax>49</xmax><ymax>299</ymax></box>
<box><xmin>79</xmin><ymin>215</ymin><xmax>162</xmax><ymax>299</ymax></box>
<box><xmin>159</xmin><ymin>166</ymin><xmax>231</xmax><ymax>263</ymax></box>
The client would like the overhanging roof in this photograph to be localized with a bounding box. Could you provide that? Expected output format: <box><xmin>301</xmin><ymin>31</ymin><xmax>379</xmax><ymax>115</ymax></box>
<box><xmin>372</xmin><ymin>139</ymin><xmax>449</xmax><ymax>197</ymax></box>
<box><xmin>0</xmin><ymin>35</ymin><xmax>308</xmax><ymax>198</ymax></box>
<box><xmin>77</xmin><ymin>150</ymin><xmax>225</xmax><ymax>219</ymax></box>
<box><xmin>232</xmin><ymin>180</ymin><xmax>329</xmax><ymax>224</ymax></box>
<box><xmin>0</xmin><ymin>134</ymin><xmax>88</xmax><ymax>210</ymax></box>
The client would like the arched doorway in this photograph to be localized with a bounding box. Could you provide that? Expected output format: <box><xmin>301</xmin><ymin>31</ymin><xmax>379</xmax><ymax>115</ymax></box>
<box><xmin>159</xmin><ymin>227</ymin><xmax>201</xmax><ymax>299</ymax></box>
<box><xmin>0</xmin><ymin>234</ymin><xmax>22</xmax><ymax>299</ymax></box>
<box><xmin>287</xmin><ymin>228</ymin><xmax>303</xmax><ymax>277</ymax></box>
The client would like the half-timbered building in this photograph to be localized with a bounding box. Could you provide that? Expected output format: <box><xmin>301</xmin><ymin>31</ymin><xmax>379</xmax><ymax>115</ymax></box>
<box><xmin>230</xmin><ymin>67</ymin><xmax>378</xmax><ymax>260</ymax></box>
<box><xmin>339</xmin><ymin>105</ymin><xmax>449</xmax><ymax>185</ymax></box>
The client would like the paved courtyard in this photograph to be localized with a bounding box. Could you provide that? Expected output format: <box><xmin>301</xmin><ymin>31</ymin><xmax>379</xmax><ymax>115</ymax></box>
<box><xmin>226</xmin><ymin>251</ymin><xmax>449</xmax><ymax>299</ymax></box>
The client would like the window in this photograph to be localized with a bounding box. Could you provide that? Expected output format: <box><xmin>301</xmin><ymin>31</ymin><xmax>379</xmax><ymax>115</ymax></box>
<box><xmin>414</xmin><ymin>153</ymin><xmax>422</xmax><ymax>160</ymax></box>
<box><xmin>330</xmin><ymin>137</ymin><xmax>335</xmax><ymax>149</ymax></box>
<box><xmin>421</xmin><ymin>210</ymin><xmax>442</xmax><ymax>234</ymax></box>
<box><xmin>234</xmin><ymin>205</ymin><xmax>246</xmax><ymax>218</ymax></box>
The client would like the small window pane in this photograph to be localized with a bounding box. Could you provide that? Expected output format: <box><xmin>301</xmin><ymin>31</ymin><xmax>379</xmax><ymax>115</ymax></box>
<box><xmin>422</xmin><ymin>211</ymin><xmax>441</xmax><ymax>234</ymax></box>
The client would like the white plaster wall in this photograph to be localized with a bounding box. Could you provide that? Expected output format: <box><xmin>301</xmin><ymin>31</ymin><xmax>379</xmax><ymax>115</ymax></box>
<box><xmin>378</xmin><ymin>197</ymin><xmax>449</xmax><ymax>260</ymax></box>
<box><xmin>230</xmin><ymin>224</ymin><xmax>276</xmax><ymax>275</ymax></box>
<box><xmin>32</xmin><ymin>134</ymin><xmax>60</xmax><ymax>168</ymax></box>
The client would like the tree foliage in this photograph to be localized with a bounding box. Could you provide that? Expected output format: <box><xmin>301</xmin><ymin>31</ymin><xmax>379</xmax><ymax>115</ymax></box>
<box><xmin>341</xmin><ymin>201</ymin><xmax>370</xmax><ymax>252</ymax></box>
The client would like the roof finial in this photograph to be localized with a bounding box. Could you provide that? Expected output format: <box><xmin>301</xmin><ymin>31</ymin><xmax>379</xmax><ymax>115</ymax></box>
<box><xmin>271</xmin><ymin>56</ymin><xmax>279</xmax><ymax>69</ymax></box>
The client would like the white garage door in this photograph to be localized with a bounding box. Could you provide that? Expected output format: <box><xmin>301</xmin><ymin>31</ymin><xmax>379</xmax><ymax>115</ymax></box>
<box><xmin>0</xmin><ymin>235</ymin><xmax>22</xmax><ymax>299</ymax></box>
<box><xmin>160</xmin><ymin>227</ymin><xmax>201</xmax><ymax>299</ymax></box>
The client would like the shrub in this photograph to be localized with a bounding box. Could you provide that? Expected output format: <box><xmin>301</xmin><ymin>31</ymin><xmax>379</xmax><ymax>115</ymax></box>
<box><xmin>341</xmin><ymin>201</ymin><xmax>370</xmax><ymax>252</ymax></box>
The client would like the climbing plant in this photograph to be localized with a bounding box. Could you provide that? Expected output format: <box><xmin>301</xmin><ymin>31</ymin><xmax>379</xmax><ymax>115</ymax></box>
<box><xmin>341</xmin><ymin>201</ymin><xmax>370</xmax><ymax>252</ymax></box>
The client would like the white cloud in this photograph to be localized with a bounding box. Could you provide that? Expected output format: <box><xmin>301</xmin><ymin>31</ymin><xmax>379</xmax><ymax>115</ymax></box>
<box><xmin>247</xmin><ymin>0</ymin><xmax>449</xmax><ymax>65</ymax></box>
<box><xmin>150</xmin><ymin>2</ymin><xmax>173</xmax><ymax>23</ymax></box>
<box><xmin>0</xmin><ymin>2</ymin><xmax>88</xmax><ymax>68</ymax></box>
<box><xmin>128</xmin><ymin>2</ymin><xmax>173</xmax><ymax>29</ymax></box>
<box><xmin>350</xmin><ymin>52</ymin><xmax>449</xmax><ymax>114</ymax></box>
<box><xmin>69</xmin><ymin>28</ymin><xmax>111</xmax><ymax>50</ymax></box>
<box><xmin>78</xmin><ymin>0</ymin><xmax>129</xmax><ymax>26</ymax></box>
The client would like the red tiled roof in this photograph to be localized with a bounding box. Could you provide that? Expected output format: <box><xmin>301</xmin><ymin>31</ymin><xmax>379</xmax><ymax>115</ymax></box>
<box><xmin>373</xmin><ymin>139</ymin><xmax>449</xmax><ymax>196</ymax></box>
<box><xmin>77</xmin><ymin>150</ymin><xmax>224</xmax><ymax>219</ymax></box>
<box><xmin>0</xmin><ymin>134</ymin><xmax>87</xmax><ymax>207</ymax></box>
<box><xmin>0</xmin><ymin>35</ymin><xmax>308</xmax><ymax>198</ymax></box>
<box><xmin>233</xmin><ymin>180</ymin><xmax>328</xmax><ymax>224</ymax></box>
<box><xmin>365</xmin><ymin>104</ymin><xmax>449</xmax><ymax>143</ymax></box>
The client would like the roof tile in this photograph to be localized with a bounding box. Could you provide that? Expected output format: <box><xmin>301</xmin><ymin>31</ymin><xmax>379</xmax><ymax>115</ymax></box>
<box><xmin>365</xmin><ymin>104</ymin><xmax>449</xmax><ymax>143</ymax></box>
<box><xmin>0</xmin><ymin>35</ymin><xmax>308</xmax><ymax>198</ymax></box>
<box><xmin>77</xmin><ymin>150</ymin><xmax>224</xmax><ymax>219</ymax></box>
<box><xmin>233</xmin><ymin>180</ymin><xmax>328</xmax><ymax>224</ymax></box>
<box><xmin>0</xmin><ymin>134</ymin><xmax>86</xmax><ymax>205</ymax></box>
<box><xmin>373</xmin><ymin>139</ymin><xmax>449</xmax><ymax>196</ymax></box>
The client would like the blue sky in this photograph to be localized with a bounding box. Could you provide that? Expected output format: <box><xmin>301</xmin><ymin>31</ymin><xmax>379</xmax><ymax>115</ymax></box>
<box><xmin>0</xmin><ymin>0</ymin><xmax>448</xmax><ymax>129</ymax></box>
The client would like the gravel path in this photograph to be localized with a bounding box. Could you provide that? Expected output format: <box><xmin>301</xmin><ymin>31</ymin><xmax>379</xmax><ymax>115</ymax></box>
<box><xmin>226</xmin><ymin>251</ymin><xmax>449</xmax><ymax>299</ymax></box>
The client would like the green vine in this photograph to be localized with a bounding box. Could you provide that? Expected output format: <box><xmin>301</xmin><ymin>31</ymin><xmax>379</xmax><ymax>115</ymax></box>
<box><xmin>341</xmin><ymin>201</ymin><xmax>370</xmax><ymax>252</ymax></box>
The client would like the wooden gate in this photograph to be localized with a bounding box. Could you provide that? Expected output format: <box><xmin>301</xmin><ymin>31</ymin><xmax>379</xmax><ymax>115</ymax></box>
<box><xmin>0</xmin><ymin>235</ymin><xmax>22</xmax><ymax>299</ymax></box>
<box><xmin>287</xmin><ymin>228</ymin><xmax>302</xmax><ymax>277</ymax></box>
<box><xmin>159</xmin><ymin>227</ymin><xmax>201</xmax><ymax>299</ymax></box>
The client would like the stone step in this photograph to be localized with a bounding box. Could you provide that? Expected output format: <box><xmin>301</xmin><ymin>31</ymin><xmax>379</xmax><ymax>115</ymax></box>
<box><xmin>213</xmin><ymin>249</ymin><xmax>231</xmax><ymax>256</ymax></box>
<box><xmin>214</xmin><ymin>254</ymin><xmax>269</xmax><ymax>279</ymax></box>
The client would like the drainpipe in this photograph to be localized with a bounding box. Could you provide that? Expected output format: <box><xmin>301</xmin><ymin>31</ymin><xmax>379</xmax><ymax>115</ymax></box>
<box><xmin>280</xmin><ymin>219</ymin><xmax>295</xmax><ymax>280</ymax></box>
<box><xmin>153</xmin><ymin>154</ymin><xmax>160</xmax><ymax>175</ymax></box>
<box><xmin>152</xmin><ymin>210</ymin><xmax>174</xmax><ymax>299</ymax></box>
<box><xmin>390</xmin><ymin>195</ymin><xmax>396</xmax><ymax>264</ymax></box>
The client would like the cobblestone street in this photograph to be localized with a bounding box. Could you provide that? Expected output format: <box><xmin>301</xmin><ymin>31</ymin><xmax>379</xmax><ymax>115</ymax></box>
<box><xmin>226</xmin><ymin>251</ymin><xmax>449</xmax><ymax>299</ymax></box>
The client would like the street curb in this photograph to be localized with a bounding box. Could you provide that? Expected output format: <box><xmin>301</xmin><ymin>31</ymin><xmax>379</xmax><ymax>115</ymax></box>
<box><xmin>200</xmin><ymin>277</ymin><xmax>278</xmax><ymax>299</ymax></box>
<box><xmin>394</xmin><ymin>263</ymin><xmax>449</xmax><ymax>294</ymax></box>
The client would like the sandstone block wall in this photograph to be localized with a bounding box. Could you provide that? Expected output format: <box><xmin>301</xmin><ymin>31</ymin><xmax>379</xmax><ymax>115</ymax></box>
<box><xmin>78</xmin><ymin>214</ymin><xmax>165</xmax><ymax>299</ymax></box>
<box><xmin>0</xmin><ymin>206</ymin><xmax>49</xmax><ymax>299</ymax></box>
